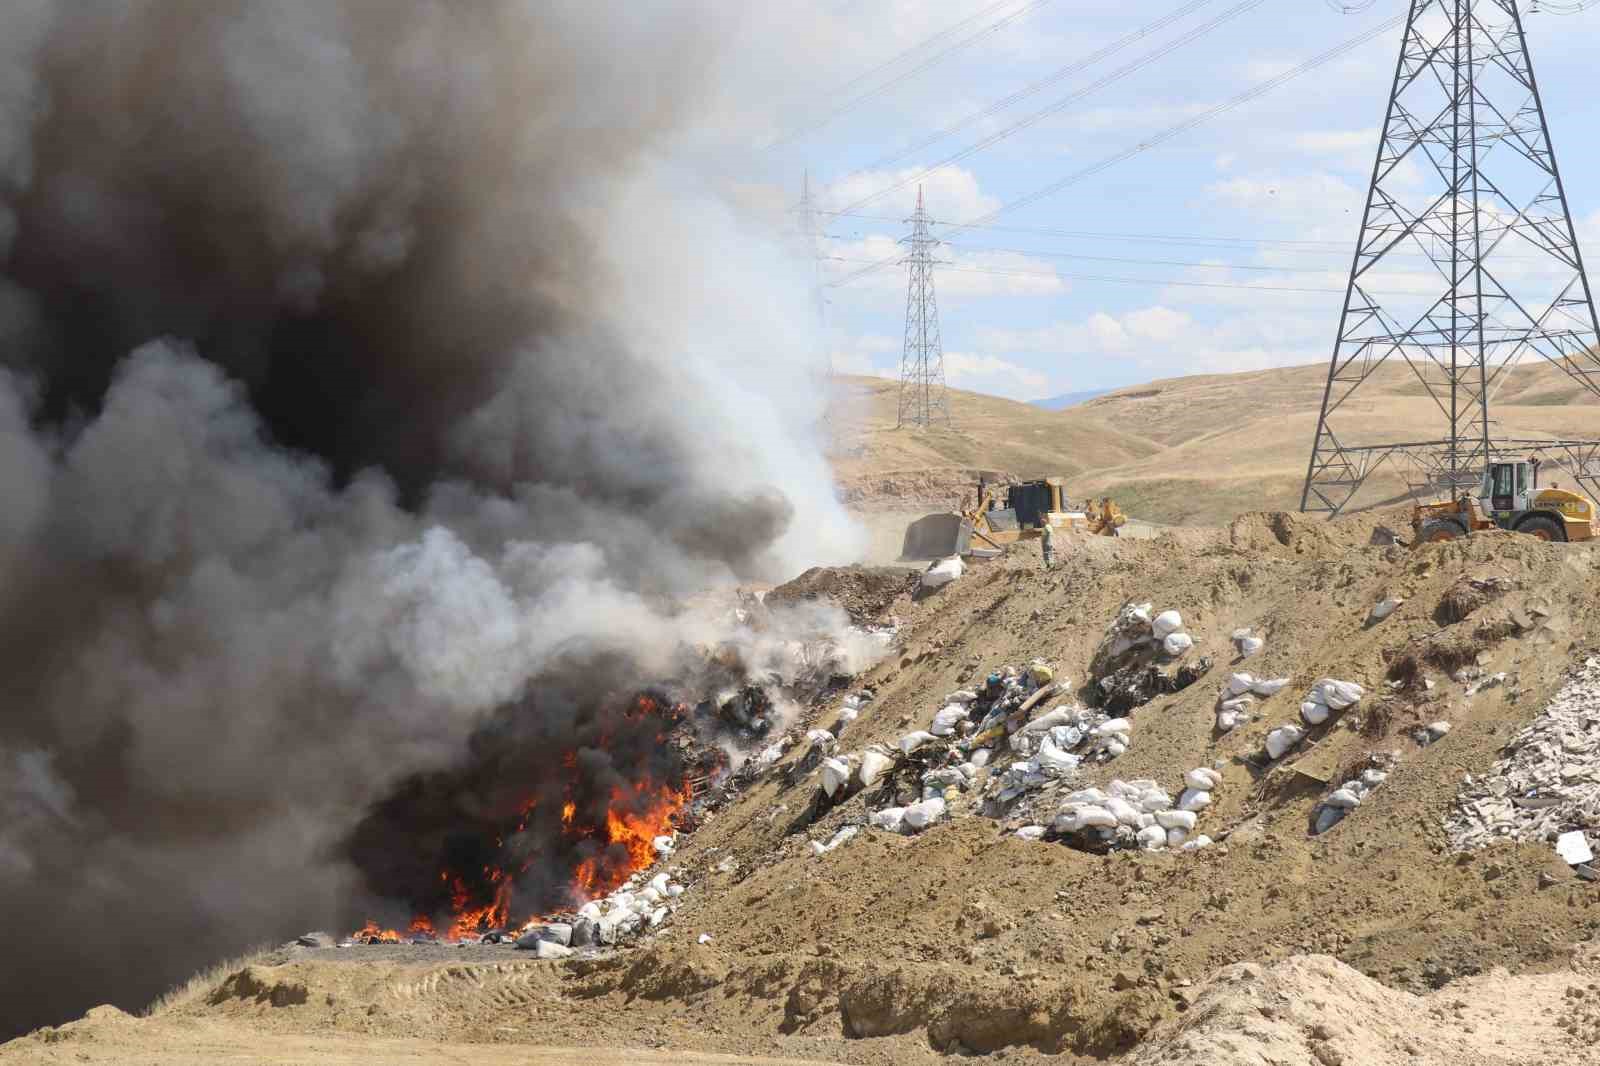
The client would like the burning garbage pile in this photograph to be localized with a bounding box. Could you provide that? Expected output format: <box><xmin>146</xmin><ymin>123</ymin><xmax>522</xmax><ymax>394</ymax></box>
<box><xmin>339</xmin><ymin>604</ymin><xmax>896</xmax><ymax>953</ymax></box>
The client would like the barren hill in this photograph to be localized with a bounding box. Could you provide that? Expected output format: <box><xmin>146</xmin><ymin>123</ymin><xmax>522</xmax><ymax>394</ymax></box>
<box><xmin>833</xmin><ymin>362</ymin><xmax>1600</xmax><ymax>525</ymax></box>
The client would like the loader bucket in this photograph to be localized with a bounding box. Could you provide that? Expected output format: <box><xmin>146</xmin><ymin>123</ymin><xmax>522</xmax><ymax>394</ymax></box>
<box><xmin>900</xmin><ymin>513</ymin><xmax>973</xmax><ymax>560</ymax></box>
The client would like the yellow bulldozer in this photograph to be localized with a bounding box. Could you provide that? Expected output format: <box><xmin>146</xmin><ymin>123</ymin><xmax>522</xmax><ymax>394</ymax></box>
<box><xmin>901</xmin><ymin>476</ymin><xmax>1125</xmax><ymax>559</ymax></box>
<box><xmin>1413</xmin><ymin>457</ymin><xmax>1596</xmax><ymax>544</ymax></box>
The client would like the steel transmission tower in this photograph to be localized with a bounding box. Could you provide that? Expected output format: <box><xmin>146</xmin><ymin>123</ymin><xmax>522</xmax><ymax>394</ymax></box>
<box><xmin>897</xmin><ymin>186</ymin><xmax>953</xmax><ymax>428</ymax></box>
<box><xmin>1301</xmin><ymin>0</ymin><xmax>1600</xmax><ymax>516</ymax></box>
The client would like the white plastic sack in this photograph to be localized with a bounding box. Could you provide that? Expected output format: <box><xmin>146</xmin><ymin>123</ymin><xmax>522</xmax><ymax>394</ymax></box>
<box><xmin>1265</xmin><ymin>724</ymin><xmax>1305</xmax><ymax>760</ymax></box>
<box><xmin>1226</xmin><ymin>672</ymin><xmax>1256</xmax><ymax>696</ymax></box>
<box><xmin>870</xmin><ymin>807</ymin><xmax>907</xmax><ymax>833</ymax></box>
<box><xmin>1152</xmin><ymin>609</ymin><xmax>1184</xmax><ymax>639</ymax></box>
<box><xmin>903</xmin><ymin>797</ymin><xmax>946</xmax><ymax>831</ymax></box>
<box><xmin>1015</xmin><ymin>825</ymin><xmax>1047</xmax><ymax>841</ymax></box>
<box><xmin>1103</xmin><ymin>738</ymin><xmax>1128</xmax><ymax>757</ymax></box>
<box><xmin>1250</xmin><ymin>677</ymin><xmax>1291</xmax><ymax>697</ymax></box>
<box><xmin>922</xmin><ymin>556</ymin><xmax>964</xmax><ymax>589</ymax></box>
<box><xmin>1326</xmin><ymin>788</ymin><xmax>1363</xmax><ymax>809</ymax></box>
<box><xmin>930</xmin><ymin>704</ymin><xmax>967</xmax><ymax>737</ymax></box>
<box><xmin>1155</xmin><ymin>809</ymin><xmax>1198</xmax><ymax>831</ymax></box>
<box><xmin>1180</xmin><ymin>834</ymin><xmax>1213</xmax><ymax>851</ymax></box>
<box><xmin>1137</xmin><ymin>825</ymin><xmax>1168</xmax><ymax>850</ymax></box>
<box><xmin>1314</xmin><ymin>679</ymin><xmax>1364</xmax><ymax>710</ymax></box>
<box><xmin>1130</xmin><ymin>603</ymin><xmax>1154</xmax><ymax>625</ymax></box>
<box><xmin>857</xmin><ymin>749</ymin><xmax>893</xmax><ymax>789</ymax></box>
<box><xmin>1219</xmin><ymin>696</ymin><xmax>1254</xmax><ymax>713</ymax></box>
<box><xmin>1216</xmin><ymin>710</ymin><xmax>1241</xmax><ymax>733</ymax></box>
<box><xmin>899</xmin><ymin>731</ymin><xmax>937</xmax><ymax>755</ymax></box>
<box><xmin>1106</xmin><ymin>796</ymin><xmax>1143</xmax><ymax>826</ymax></box>
<box><xmin>1062</xmin><ymin>787</ymin><xmax>1112</xmax><ymax>806</ymax></box>
<box><xmin>1136</xmin><ymin>788</ymin><xmax>1174</xmax><ymax>813</ymax></box>
<box><xmin>1162</xmin><ymin>632</ymin><xmax>1194</xmax><ymax>656</ymax></box>
<box><xmin>1035</xmin><ymin>735</ymin><xmax>1080</xmax><ymax>775</ymax></box>
<box><xmin>1094</xmin><ymin>718</ymin><xmax>1132</xmax><ymax>737</ymax></box>
<box><xmin>1166</xmin><ymin>827</ymin><xmax>1189</xmax><ymax>849</ymax></box>
<box><xmin>1177</xmin><ymin>789</ymin><xmax>1212</xmax><ymax>812</ymax></box>
<box><xmin>1301</xmin><ymin>699</ymin><xmax>1330</xmax><ymax>726</ymax></box>
<box><xmin>1238</xmin><ymin>636</ymin><xmax>1265</xmax><ymax>658</ymax></box>
<box><xmin>820</xmin><ymin>757</ymin><xmax>851</xmax><ymax>797</ymax></box>
<box><xmin>1313</xmin><ymin>806</ymin><xmax>1346</xmax><ymax>835</ymax></box>
<box><xmin>1369</xmin><ymin>597</ymin><xmax>1403</xmax><ymax>622</ymax></box>
<box><xmin>945</xmin><ymin>689</ymin><xmax>979</xmax><ymax>704</ymax></box>
<box><xmin>1058</xmin><ymin>804</ymin><xmax>1117</xmax><ymax>831</ymax></box>
<box><xmin>1021</xmin><ymin>707</ymin><xmax>1075</xmax><ymax>734</ymax></box>
<box><xmin>806</xmin><ymin>728</ymin><xmax>837</xmax><ymax>752</ymax></box>
<box><xmin>1184</xmin><ymin>768</ymin><xmax>1222</xmax><ymax>791</ymax></box>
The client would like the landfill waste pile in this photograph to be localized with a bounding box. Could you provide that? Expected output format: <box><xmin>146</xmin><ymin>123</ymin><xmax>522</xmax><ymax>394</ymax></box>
<box><xmin>24</xmin><ymin>516</ymin><xmax>1600</xmax><ymax>1066</ymax></box>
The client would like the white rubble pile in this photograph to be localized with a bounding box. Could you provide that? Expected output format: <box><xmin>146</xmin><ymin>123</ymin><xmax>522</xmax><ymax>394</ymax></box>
<box><xmin>1052</xmin><ymin>767</ymin><xmax>1223</xmax><ymax>853</ymax></box>
<box><xmin>1446</xmin><ymin>658</ymin><xmax>1600</xmax><ymax>850</ymax></box>
<box><xmin>1312</xmin><ymin>755</ymin><xmax>1396</xmax><ymax>835</ymax></box>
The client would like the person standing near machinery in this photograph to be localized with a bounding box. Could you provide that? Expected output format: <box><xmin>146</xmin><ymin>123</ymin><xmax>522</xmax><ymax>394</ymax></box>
<box><xmin>1040</xmin><ymin>519</ymin><xmax>1055</xmax><ymax>569</ymax></box>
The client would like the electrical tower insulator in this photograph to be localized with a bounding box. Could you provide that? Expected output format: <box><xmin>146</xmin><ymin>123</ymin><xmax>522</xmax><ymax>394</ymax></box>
<box><xmin>1301</xmin><ymin>0</ymin><xmax>1600</xmax><ymax>515</ymax></box>
<box><xmin>897</xmin><ymin>185</ymin><xmax>953</xmax><ymax>429</ymax></box>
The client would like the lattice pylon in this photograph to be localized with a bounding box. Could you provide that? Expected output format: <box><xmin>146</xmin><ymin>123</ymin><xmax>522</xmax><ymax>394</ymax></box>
<box><xmin>897</xmin><ymin>185</ymin><xmax>953</xmax><ymax>428</ymax></box>
<box><xmin>1301</xmin><ymin>0</ymin><xmax>1600</xmax><ymax>515</ymax></box>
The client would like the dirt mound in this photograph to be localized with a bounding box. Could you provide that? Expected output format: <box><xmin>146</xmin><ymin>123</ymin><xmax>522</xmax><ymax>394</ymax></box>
<box><xmin>1133</xmin><ymin>953</ymin><xmax>1591</xmax><ymax>1065</ymax></box>
<box><xmin>764</xmin><ymin>566</ymin><xmax>913</xmax><ymax>625</ymax></box>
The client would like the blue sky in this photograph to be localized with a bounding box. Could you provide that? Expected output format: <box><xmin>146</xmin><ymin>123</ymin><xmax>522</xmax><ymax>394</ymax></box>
<box><xmin>742</xmin><ymin>0</ymin><xmax>1600</xmax><ymax>401</ymax></box>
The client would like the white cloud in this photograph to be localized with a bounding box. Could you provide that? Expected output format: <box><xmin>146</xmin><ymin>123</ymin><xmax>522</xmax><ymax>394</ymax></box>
<box><xmin>821</xmin><ymin>232</ymin><xmax>1067</xmax><ymax>303</ymax></box>
<box><xmin>941</xmin><ymin>350</ymin><xmax>1049</xmax><ymax>398</ymax></box>
<box><xmin>822</xmin><ymin>163</ymin><xmax>999</xmax><ymax>222</ymax></box>
<box><xmin>1292</xmin><ymin>128</ymin><xmax>1379</xmax><ymax>172</ymax></box>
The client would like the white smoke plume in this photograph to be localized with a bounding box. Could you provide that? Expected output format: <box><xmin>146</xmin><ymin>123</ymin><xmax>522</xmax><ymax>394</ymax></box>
<box><xmin>0</xmin><ymin>0</ymin><xmax>865</xmax><ymax>1035</ymax></box>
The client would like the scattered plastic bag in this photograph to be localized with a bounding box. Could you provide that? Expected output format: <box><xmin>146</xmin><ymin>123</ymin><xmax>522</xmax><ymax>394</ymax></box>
<box><xmin>922</xmin><ymin>556</ymin><xmax>965</xmax><ymax>589</ymax></box>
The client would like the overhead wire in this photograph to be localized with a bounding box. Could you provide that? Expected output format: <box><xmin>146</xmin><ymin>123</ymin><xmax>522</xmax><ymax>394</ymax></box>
<box><xmin>765</xmin><ymin>0</ymin><xmax>1051</xmax><ymax>150</ymax></box>
<box><xmin>840</xmin><ymin>0</ymin><xmax>1221</xmax><ymax>182</ymax></box>
<box><xmin>824</xmin><ymin>13</ymin><xmax>1407</xmax><ymax>288</ymax></box>
<box><xmin>830</xmin><ymin>0</ymin><xmax>1272</xmax><ymax>214</ymax></box>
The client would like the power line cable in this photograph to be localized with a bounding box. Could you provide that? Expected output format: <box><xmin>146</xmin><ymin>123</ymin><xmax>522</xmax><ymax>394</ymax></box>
<box><xmin>825</xmin><ymin>14</ymin><xmax>1405</xmax><ymax>288</ymax></box>
<box><xmin>842</xmin><ymin>0</ymin><xmax>1220</xmax><ymax>182</ymax></box>
<box><xmin>831</xmin><ymin>0</ymin><xmax>1270</xmax><ymax>213</ymax></box>
<box><xmin>766</xmin><ymin>0</ymin><xmax>1051</xmax><ymax>150</ymax></box>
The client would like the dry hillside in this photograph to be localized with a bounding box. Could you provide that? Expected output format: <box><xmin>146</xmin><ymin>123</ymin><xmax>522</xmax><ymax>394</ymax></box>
<box><xmin>832</xmin><ymin>363</ymin><xmax>1600</xmax><ymax>525</ymax></box>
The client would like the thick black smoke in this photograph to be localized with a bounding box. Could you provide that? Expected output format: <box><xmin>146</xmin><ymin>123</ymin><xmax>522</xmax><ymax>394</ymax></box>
<box><xmin>0</xmin><ymin>0</ymin><xmax>856</xmax><ymax>1037</ymax></box>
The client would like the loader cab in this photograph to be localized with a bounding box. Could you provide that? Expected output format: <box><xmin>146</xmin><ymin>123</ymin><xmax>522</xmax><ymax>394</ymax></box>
<box><xmin>1480</xmin><ymin>459</ymin><xmax>1537</xmax><ymax>515</ymax></box>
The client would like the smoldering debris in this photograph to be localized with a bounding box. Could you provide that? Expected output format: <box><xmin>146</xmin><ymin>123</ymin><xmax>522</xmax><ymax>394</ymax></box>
<box><xmin>0</xmin><ymin>0</ymin><xmax>859</xmax><ymax>1038</ymax></box>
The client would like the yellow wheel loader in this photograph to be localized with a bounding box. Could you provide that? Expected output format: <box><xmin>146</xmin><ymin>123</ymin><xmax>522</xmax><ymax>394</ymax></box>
<box><xmin>900</xmin><ymin>477</ymin><xmax>1126</xmax><ymax>559</ymax></box>
<box><xmin>1412</xmin><ymin>458</ymin><xmax>1595</xmax><ymax>544</ymax></box>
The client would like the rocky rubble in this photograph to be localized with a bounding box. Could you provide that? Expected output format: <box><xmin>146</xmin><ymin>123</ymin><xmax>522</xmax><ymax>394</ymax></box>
<box><xmin>1446</xmin><ymin>657</ymin><xmax>1600</xmax><ymax>850</ymax></box>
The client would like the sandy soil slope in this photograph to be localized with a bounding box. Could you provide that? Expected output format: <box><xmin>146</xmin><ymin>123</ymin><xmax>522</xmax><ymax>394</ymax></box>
<box><xmin>14</xmin><ymin>511</ymin><xmax>1600</xmax><ymax>1063</ymax></box>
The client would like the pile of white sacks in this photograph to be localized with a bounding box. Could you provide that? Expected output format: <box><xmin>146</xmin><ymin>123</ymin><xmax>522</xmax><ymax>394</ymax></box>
<box><xmin>1047</xmin><ymin>766</ymin><xmax>1224</xmax><ymax>851</ymax></box>
<box><xmin>1259</xmin><ymin>678</ymin><xmax>1366</xmax><ymax>761</ymax></box>
<box><xmin>1215</xmin><ymin>670</ymin><xmax>1292</xmax><ymax>733</ymax></box>
<box><xmin>519</xmin><ymin>864</ymin><xmax>688</xmax><ymax>956</ymax></box>
<box><xmin>1312</xmin><ymin>758</ymin><xmax>1393</xmax><ymax>835</ymax></box>
<box><xmin>1100</xmin><ymin>603</ymin><xmax>1195</xmax><ymax>661</ymax></box>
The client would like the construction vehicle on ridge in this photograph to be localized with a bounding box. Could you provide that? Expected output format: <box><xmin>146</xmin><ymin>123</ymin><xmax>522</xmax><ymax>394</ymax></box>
<box><xmin>901</xmin><ymin>476</ymin><xmax>1125</xmax><ymax>559</ymax></box>
<box><xmin>1413</xmin><ymin>457</ymin><xmax>1595</xmax><ymax>543</ymax></box>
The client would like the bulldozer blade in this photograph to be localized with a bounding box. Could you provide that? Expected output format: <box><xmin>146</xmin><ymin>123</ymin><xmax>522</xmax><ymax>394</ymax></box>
<box><xmin>901</xmin><ymin>513</ymin><xmax>973</xmax><ymax>560</ymax></box>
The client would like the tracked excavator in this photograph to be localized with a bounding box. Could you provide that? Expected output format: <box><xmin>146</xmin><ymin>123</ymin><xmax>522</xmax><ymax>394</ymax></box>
<box><xmin>900</xmin><ymin>476</ymin><xmax>1125</xmax><ymax>560</ymax></box>
<box><xmin>1413</xmin><ymin>457</ymin><xmax>1596</xmax><ymax>544</ymax></box>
